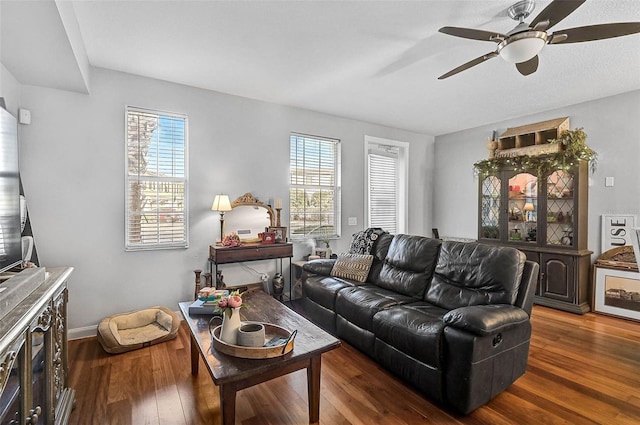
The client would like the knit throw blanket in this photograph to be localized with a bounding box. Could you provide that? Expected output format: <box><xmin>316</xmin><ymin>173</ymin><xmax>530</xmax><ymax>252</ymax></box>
<box><xmin>349</xmin><ymin>228</ymin><xmax>388</xmax><ymax>255</ymax></box>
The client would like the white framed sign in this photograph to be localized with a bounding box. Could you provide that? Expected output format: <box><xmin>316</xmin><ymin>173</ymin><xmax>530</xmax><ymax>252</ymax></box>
<box><xmin>601</xmin><ymin>214</ymin><xmax>637</xmax><ymax>252</ymax></box>
<box><xmin>632</xmin><ymin>228</ymin><xmax>640</xmax><ymax>265</ymax></box>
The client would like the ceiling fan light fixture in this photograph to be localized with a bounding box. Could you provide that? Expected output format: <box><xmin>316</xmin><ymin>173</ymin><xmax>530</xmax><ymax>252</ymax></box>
<box><xmin>498</xmin><ymin>31</ymin><xmax>548</xmax><ymax>63</ymax></box>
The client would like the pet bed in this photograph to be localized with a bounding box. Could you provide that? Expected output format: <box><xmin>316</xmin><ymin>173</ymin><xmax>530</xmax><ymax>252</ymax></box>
<box><xmin>97</xmin><ymin>306</ymin><xmax>180</xmax><ymax>354</ymax></box>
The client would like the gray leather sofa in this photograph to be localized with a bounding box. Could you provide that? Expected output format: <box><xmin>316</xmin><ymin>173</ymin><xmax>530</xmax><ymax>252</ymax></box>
<box><xmin>302</xmin><ymin>233</ymin><xmax>539</xmax><ymax>414</ymax></box>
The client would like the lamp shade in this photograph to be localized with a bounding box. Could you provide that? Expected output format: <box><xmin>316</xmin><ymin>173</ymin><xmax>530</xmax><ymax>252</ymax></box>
<box><xmin>498</xmin><ymin>31</ymin><xmax>547</xmax><ymax>63</ymax></box>
<box><xmin>523</xmin><ymin>203</ymin><xmax>535</xmax><ymax>212</ymax></box>
<box><xmin>212</xmin><ymin>194</ymin><xmax>232</xmax><ymax>212</ymax></box>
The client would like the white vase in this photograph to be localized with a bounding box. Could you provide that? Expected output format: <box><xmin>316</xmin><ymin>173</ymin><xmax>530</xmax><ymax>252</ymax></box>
<box><xmin>220</xmin><ymin>308</ymin><xmax>241</xmax><ymax>345</ymax></box>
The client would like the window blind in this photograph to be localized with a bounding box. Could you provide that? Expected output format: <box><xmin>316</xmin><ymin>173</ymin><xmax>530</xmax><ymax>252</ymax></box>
<box><xmin>289</xmin><ymin>133</ymin><xmax>341</xmax><ymax>239</ymax></box>
<box><xmin>368</xmin><ymin>147</ymin><xmax>399</xmax><ymax>234</ymax></box>
<box><xmin>126</xmin><ymin>107</ymin><xmax>188</xmax><ymax>250</ymax></box>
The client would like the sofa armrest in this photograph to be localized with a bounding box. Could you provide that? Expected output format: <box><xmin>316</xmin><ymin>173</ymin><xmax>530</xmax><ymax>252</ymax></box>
<box><xmin>443</xmin><ymin>304</ymin><xmax>530</xmax><ymax>336</ymax></box>
<box><xmin>302</xmin><ymin>259</ymin><xmax>336</xmax><ymax>276</ymax></box>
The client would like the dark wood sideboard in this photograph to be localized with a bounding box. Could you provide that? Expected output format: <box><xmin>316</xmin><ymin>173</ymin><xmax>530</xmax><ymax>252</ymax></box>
<box><xmin>208</xmin><ymin>243</ymin><xmax>293</xmax><ymax>298</ymax></box>
<box><xmin>0</xmin><ymin>267</ymin><xmax>75</xmax><ymax>425</ymax></box>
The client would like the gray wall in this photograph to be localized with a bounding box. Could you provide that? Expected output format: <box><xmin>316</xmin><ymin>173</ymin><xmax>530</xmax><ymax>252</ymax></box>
<box><xmin>1</xmin><ymin>62</ymin><xmax>21</xmax><ymax>115</ymax></box>
<box><xmin>434</xmin><ymin>90</ymin><xmax>640</xmax><ymax>259</ymax></box>
<box><xmin>8</xmin><ymin>67</ymin><xmax>433</xmax><ymax>334</ymax></box>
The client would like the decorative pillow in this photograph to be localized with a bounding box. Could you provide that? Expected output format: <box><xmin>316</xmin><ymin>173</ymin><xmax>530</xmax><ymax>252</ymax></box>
<box><xmin>330</xmin><ymin>253</ymin><xmax>374</xmax><ymax>283</ymax></box>
<box><xmin>349</xmin><ymin>228</ymin><xmax>388</xmax><ymax>255</ymax></box>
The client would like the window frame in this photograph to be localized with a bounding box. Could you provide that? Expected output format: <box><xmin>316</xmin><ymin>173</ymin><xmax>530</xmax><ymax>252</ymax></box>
<box><xmin>364</xmin><ymin>135</ymin><xmax>408</xmax><ymax>234</ymax></box>
<box><xmin>289</xmin><ymin>132</ymin><xmax>341</xmax><ymax>241</ymax></box>
<box><xmin>125</xmin><ymin>106</ymin><xmax>189</xmax><ymax>251</ymax></box>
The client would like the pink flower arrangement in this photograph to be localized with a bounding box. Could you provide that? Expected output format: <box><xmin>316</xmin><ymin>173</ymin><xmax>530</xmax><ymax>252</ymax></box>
<box><xmin>216</xmin><ymin>290</ymin><xmax>246</xmax><ymax>317</ymax></box>
<box><xmin>222</xmin><ymin>232</ymin><xmax>242</xmax><ymax>247</ymax></box>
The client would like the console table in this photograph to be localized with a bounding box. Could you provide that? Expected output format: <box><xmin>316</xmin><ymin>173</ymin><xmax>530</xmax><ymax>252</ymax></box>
<box><xmin>209</xmin><ymin>243</ymin><xmax>293</xmax><ymax>298</ymax></box>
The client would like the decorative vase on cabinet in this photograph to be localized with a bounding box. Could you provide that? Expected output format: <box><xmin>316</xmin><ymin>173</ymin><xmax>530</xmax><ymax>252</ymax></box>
<box><xmin>478</xmin><ymin>161</ymin><xmax>592</xmax><ymax>314</ymax></box>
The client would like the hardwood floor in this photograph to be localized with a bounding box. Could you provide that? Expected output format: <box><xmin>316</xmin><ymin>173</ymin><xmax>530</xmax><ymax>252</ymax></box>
<box><xmin>67</xmin><ymin>305</ymin><xmax>640</xmax><ymax>425</ymax></box>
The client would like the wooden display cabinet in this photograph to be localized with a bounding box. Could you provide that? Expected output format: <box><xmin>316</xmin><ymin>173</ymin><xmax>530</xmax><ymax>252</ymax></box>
<box><xmin>478</xmin><ymin>119</ymin><xmax>592</xmax><ymax>314</ymax></box>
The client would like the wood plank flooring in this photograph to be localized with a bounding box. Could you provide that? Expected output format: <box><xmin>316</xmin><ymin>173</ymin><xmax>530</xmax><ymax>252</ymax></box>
<box><xmin>67</xmin><ymin>305</ymin><xmax>640</xmax><ymax>425</ymax></box>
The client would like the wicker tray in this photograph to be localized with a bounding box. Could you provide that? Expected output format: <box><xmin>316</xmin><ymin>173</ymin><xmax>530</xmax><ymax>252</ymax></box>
<box><xmin>210</xmin><ymin>322</ymin><xmax>296</xmax><ymax>359</ymax></box>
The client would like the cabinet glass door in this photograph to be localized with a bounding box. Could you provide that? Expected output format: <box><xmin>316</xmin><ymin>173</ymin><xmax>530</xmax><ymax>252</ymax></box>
<box><xmin>480</xmin><ymin>175</ymin><xmax>501</xmax><ymax>240</ymax></box>
<box><xmin>30</xmin><ymin>329</ymin><xmax>47</xmax><ymax>425</ymax></box>
<box><xmin>507</xmin><ymin>172</ymin><xmax>538</xmax><ymax>244</ymax></box>
<box><xmin>546</xmin><ymin>170</ymin><xmax>575</xmax><ymax>247</ymax></box>
<box><xmin>0</xmin><ymin>338</ymin><xmax>25</xmax><ymax>425</ymax></box>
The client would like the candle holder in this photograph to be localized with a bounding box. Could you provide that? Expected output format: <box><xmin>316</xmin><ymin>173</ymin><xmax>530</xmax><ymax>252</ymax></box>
<box><xmin>276</xmin><ymin>208</ymin><xmax>282</xmax><ymax>227</ymax></box>
<box><xmin>193</xmin><ymin>269</ymin><xmax>202</xmax><ymax>300</ymax></box>
<box><xmin>203</xmin><ymin>272</ymin><xmax>213</xmax><ymax>289</ymax></box>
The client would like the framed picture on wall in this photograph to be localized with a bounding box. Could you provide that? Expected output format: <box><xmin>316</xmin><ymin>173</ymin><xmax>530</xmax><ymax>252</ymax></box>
<box><xmin>313</xmin><ymin>247</ymin><xmax>332</xmax><ymax>259</ymax></box>
<box><xmin>601</xmin><ymin>214</ymin><xmax>637</xmax><ymax>252</ymax></box>
<box><xmin>593</xmin><ymin>266</ymin><xmax>640</xmax><ymax>322</ymax></box>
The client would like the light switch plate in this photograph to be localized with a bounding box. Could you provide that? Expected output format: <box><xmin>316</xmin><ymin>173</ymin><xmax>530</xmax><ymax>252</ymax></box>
<box><xmin>605</xmin><ymin>177</ymin><xmax>614</xmax><ymax>187</ymax></box>
<box><xmin>18</xmin><ymin>108</ymin><xmax>31</xmax><ymax>125</ymax></box>
<box><xmin>348</xmin><ymin>217</ymin><xmax>357</xmax><ymax>226</ymax></box>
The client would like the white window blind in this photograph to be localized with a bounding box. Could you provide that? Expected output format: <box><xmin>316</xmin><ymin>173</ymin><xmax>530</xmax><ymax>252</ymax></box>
<box><xmin>126</xmin><ymin>107</ymin><xmax>188</xmax><ymax>250</ymax></box>
<box><xmin>365</xmin><ymin>135</ymin><xmax>408</xmax><ymax>235</ymax></box>
<box><xmin>289</xmin><ymin>133</ymin><xmax>341</xmax><ymax>239</ymax></box>
<box><xmin>368</xmin><ymin>148</ymin><xmax>399</xmax><ymax>234</ymax></box>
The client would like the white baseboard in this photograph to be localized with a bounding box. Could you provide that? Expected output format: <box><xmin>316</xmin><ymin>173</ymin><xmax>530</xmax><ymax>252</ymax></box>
<box><xmin>68</xmin><ymin>325</ymin><xmax>96</xmax><ymax>340</ymax></box>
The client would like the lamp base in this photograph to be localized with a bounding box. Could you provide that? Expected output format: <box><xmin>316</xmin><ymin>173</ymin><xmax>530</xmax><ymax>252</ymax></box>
<box><xmin>220</xmin><ymin>212</ymin><xmax>226</xmax><ymax>242</ymax></box>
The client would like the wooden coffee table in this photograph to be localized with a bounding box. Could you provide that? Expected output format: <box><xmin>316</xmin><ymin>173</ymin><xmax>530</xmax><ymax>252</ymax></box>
<box><xmin>178</xmin><ymin>290</ymin><xmax>340</xmax><ymax>425</ymax></box>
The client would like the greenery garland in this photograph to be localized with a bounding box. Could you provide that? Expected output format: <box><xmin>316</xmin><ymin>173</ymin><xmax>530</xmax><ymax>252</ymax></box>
<box><xmin>473</xmin><ymin>128</ymin><xmax>597</xmax><ymax>178</ymax></box>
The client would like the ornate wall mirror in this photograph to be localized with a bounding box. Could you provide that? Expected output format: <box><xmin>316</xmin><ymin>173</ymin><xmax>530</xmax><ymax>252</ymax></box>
<box><xmin>224</xmin><ymin>193</ymin><xmax>275</xmax><ymax>242</ymax></box>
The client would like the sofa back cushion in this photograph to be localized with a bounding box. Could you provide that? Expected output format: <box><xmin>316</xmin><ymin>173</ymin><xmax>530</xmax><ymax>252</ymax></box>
<box><xmin>376</xmin><ymin>234</ymin><xmax>442</xmax><ymax>298</ymax></box>
<box><xmin>367</xmin><ymin>232</ymin><xmax>394</xmax><ymax>283</ymax></box>
<box><xmin>425</xmin><ymin>241</ymin><xmax>526</xmax><ymax>310</ymax></box>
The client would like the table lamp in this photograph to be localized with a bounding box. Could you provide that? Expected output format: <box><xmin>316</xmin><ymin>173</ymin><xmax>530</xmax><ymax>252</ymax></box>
<box><xmin>212</xmin><ymin>194</ymin><xmax>232</xmax><ymax>242</ymax></box>
<box><xmin>523</xmin><ymin>202</ymin><xmax>535</xmax><ymax>222</ymax></box>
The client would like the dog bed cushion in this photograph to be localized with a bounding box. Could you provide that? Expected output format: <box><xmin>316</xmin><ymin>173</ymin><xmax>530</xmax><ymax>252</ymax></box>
<box><xmin>98</xmin><ymin>306</ymin><xmax>180</xmax><ymax>354</ymax></box>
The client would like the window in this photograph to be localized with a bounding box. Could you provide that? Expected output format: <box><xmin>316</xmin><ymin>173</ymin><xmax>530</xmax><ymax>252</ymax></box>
<box><xmin>365</xmin><ymin>136</ymin><xmax>408</xmax><ymax>234</ymax></box>
<box><xmin>289</xmin><ymin>133</ymin><xmax>341</xmax><ymax>240</ymax></box>
<box><xmin>126</xmin><ymin>107</ymin><xmax>188</xmax><ymax>250</ymax></box>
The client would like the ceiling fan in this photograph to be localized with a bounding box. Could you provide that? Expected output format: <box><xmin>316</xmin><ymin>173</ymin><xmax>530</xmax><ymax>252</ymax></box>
<box><xmin>437</xmin><ymin>0</ymin><xmax>640</xmax><ymax>79</ymax></box>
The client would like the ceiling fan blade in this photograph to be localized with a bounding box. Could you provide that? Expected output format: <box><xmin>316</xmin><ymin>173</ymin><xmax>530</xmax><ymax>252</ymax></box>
<box><xmin>439</xmin><ymin>26</ymin><xmax>505</xmax><ymax>42</ymax></box>
<box><xmin>438</xmin><ymin>51</ymin><xmax>498</xmax><ymax>80</ymax></box>
<box><xmin>549</xmin><ymin>22</ymin><xmax>640</xmax><ymax>44</ymax></box>
<box><xmin>516</xmin><ymin>55</ymin><xmax>539</xmax><ymax>76</ymax></box>
<box><xmin>530</xmin><ymin>0</ymin><xmax>586</xmax><ymax>32</ymax></box>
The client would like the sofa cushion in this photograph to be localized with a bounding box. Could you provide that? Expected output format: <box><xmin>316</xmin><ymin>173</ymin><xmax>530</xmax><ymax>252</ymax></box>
<box><xmin>330</xmin><ymin>253</ymin><xmax>374</xmax><ymax>282</ymax></box>
<box><xmin>376</xmin><ymin>235</ymin><xmax>442</xmax><ymax>298</ymax></box>
<box><xmin>335</xmin><ymin>285</ymin><xmax>415</xmax><ymax>332</ymax></box>
<box><xmin>302</xmin><ymin>275</ymin><xmax>356</xmax><ymax>311</ymax></box>
<box><xmin>373</xmin><ymin>302</ymin><xmax>449</xmax><ymax>368</ymax></box>
<box><xmin>425</xmin><ymin>241</ymin><xmax>526</xmax><ymax>310</ymax></box>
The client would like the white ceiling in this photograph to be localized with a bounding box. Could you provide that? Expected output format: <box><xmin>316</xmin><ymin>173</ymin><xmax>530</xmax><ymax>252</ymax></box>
<box><xmin>2</xmin><ymin>0</ymin><xmax>640</xmax><ymax>135</ymax></box>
